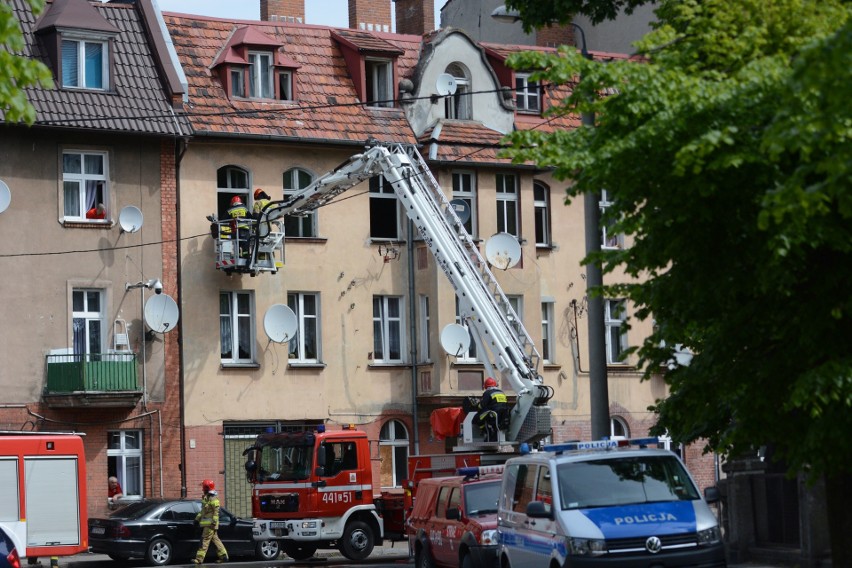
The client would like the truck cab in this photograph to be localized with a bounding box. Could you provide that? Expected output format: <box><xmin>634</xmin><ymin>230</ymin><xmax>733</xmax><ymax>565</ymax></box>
<box><xmin>497</xmin><ymin>439</ymin><xmax>726</xmax><ymax>568</ymax></box>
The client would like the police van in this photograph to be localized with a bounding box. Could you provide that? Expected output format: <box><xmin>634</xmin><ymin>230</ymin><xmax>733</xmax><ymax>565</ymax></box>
<box><xmin>496</xmin><ymin>438</ymin><xmax>726</xmax><ymax>567</ymax></box>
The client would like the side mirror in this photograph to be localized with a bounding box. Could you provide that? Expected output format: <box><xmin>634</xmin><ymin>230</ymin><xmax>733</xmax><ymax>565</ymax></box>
<box><xmin>446</xmin><ymin>507</ymin><xmax>461</xmax><ymax>521</ymax></box>
<box><xmin>526</xmin><ymin>500</ymin><xmax>552</xmax><ymax>519</ymax></box>
<box><xmin>315</xmin><ymin>466</ymin><xmax>326</xmax><ymax>477</ymax></box>
<box><xmin>317</xmin><ymin>444</ymin><xmax>327</xmax><ymax>467</ymax></box>
<box><xmin>245</xmin><ymin>460</ymin><xmax>257</xmax><ymax>473</ymax></box>
<box><xmin>704</xmin><ymin>486</ymin><xmax>721</xmax><ymax>504</ymax></box>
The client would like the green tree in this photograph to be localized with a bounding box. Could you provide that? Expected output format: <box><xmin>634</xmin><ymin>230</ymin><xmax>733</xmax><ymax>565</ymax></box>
<box><xmin>502</xmin><ymin>0</ymin><xmax>851</xmax><ymax>563</ymax></box>
<box><xmin>0</xmin><ymin>0</ymin><xmax>53</xmax><ymax>124</ymax></box>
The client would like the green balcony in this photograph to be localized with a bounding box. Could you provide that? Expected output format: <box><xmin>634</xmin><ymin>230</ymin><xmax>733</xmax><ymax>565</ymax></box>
<box><xmin>43</xmin><ymin>352</ymin><xmax>143</xmax><ymax>408</ymax></box>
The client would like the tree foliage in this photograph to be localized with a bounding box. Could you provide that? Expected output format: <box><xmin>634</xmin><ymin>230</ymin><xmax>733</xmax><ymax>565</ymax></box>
<box><xmin>0</xmin><ymin>0</ymin><xmax>53</xmax><ymax>124</ymax></box>
<box><xmin>506</xmin><ymin>0</ymin><xmax>654</xmax><ymax>27</ymax></box>
<box><xmin>502</xmin><ymin>0</ymin><xmax>852</xmax><ymax>480</ymax></box>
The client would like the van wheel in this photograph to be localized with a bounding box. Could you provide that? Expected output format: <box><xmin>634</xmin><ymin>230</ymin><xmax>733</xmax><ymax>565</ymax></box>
<box><xmin>282</xmin><ymin>542</ymin><xmax>317</xmax><ymax>560</ymax></box>
<box><xmin>339</xmin><ymin>520</ymin><xmax>375</xmax><ymax>561</ymax></box>
<box><xmin>256</xmin><ymin>539</ymin><xmax>280</xmax><ymax>560</ymax></box>
<box><xmin>416</xmin><ymin>546</ymin><xmax>435</xmax><ymax>568</ymax></box>
<box><xmin>146</xmin><ymin>537</ymin><xmax>173</xmax><ymax>566</ymax></box>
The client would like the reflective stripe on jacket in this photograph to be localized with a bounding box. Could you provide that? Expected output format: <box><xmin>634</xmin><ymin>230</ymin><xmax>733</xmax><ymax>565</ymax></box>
<box><xmin>228</xmin><ymin>205</ymin><xmax>250</xmax><ymax>229</ymax></box>
<box><xmin>196</xmin><ymin>493</ymin><xmax>220</xmax><ymax>529</ymax></box>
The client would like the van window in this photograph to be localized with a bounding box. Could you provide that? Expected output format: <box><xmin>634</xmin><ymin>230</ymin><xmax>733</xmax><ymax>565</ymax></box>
<box><xmin>504</xmin><ymin>464</ymin><xmax>536</xmax><ymax>513</ymax></box>
<box><xmin>557</xmin><ymin>455</ymin><xmax>700</xmax><ymax>510</ymax></box>
<box><xmin>436</xmin><ymin>486</ymin><xmax>452</xmax><ymax>518</ymax></box>
<box><xmin>534</xmin><ymin>467</ymin><xmax>553</xmax><ymax>515</ymax></box>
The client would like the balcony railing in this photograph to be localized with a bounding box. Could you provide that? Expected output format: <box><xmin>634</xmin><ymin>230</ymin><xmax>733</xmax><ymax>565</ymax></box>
<box><xmin>44</xmin><ymin>352</ymin><xmax>141</xmax><ymax>407</ymax></box>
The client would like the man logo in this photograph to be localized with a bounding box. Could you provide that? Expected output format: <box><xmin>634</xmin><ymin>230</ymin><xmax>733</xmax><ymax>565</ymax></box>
<box><xmin>645</xmin><ymin>536</ymin><xmax>662</xmax><ymax>554</ymax></box>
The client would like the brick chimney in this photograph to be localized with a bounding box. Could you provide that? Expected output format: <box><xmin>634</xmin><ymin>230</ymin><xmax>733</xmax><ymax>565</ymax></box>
<box><xmin>349</xmin><ymin>0</ymin><xmax>391</xmax><ymax>32</ymax></box>
<box><xmin>536</xmin><ymin>24</ymin><xmax>576</xmax><ymax>49</ymax></box>
<box><xmin>395</xmin><ymin>0</ymin><xmax>433</xmax><ymax>35</ymax></box>
<box><xmin>260</xmin><ymin>0</ymin><xmax>305</xmax><ymax>23</ymax></box>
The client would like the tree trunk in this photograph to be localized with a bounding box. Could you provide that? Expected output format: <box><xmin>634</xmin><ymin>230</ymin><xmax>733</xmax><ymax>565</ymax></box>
<box><xmin>825</xmin><ymin>472</ymin><xmax>852</xmax><ymax>566</ymax></box>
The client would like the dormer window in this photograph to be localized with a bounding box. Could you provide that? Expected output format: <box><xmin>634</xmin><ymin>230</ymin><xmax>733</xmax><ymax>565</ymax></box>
<box><xmin>61</xmin><ymin>38</ymin><xmax>108</xmax><ymax>90</ymax></box>
<box><xmin>279</xmin><ymin>70</ymin><xmax>293</xmax><ymax>101</ymax></box>
<box><xmin>515</xmin><ymin>73</ymin><xmax>541</xmax><ymax>113</ymax></box>
<box><xmin>230</xmin><ymin>68</ymin><xmax>246</xmax><ymax>97</ymax></box>
<box><xmin>248</xmin><ymin>52</ymin><xmax>274</xmax><ymax>98</ymax></box>
<box><xmin>444</xmin><ymin>63</ymin><xmax>471</xmax><ymax>120</ymax></box>
<box><xmin>366</xmin><ymin>59</ymin><xmax>392</xmax><ymax>107</ymax></box>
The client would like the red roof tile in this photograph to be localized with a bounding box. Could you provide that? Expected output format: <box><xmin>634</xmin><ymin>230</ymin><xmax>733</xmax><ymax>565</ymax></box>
<box><xmin>164</xmin><ymin>14</ymin><xmax>419</xmax><ymax>145</ymax></box>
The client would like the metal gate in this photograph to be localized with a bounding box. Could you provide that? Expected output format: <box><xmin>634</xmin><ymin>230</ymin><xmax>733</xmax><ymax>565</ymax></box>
<box><xmin>223</xmin><ymin>421</ymin><xmax>321</xmax><ymax>518</ymax></box>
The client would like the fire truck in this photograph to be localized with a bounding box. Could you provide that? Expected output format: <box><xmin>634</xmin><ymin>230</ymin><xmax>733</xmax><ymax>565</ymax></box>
<box><xmin>243</xmin><ymin>142</ymin><xmax>553</xmax><ymax>560</ymax></box>
<box><xmin>0</xmin><ymin>432</ymin><xmax>88</xmax><ymax>563</ymax></box>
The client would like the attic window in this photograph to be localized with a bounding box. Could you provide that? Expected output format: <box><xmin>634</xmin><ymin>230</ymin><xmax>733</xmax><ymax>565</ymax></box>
<box><xmin>248</xmin><ymin>52</ymin><xmax>274</xmax><ymax>98</ymax></box>
<box><xmin>366</xmin><ymin>59</ymin><xmax>392</xmax><ymax>108</ymax></box>
<box><xmin>444</xmin><ymin>63</ymin><xmax>471</xmax><ymax>120</ymax></box>
<box><xmin>61</xmin><ymin>38</ymin><xmax>109</xmax><ymax>90</ymax></box>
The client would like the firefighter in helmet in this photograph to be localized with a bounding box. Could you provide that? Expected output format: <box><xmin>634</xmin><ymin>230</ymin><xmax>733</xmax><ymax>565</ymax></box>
<box><xmin>194</xmin><ymin>479</ymin><xmax>228</xmax><ymax>564</ymax></box>
<box><xmin>228</xmin><ymin>195</ymin><xmax>250</xmax><ymax>258</ymax></box>
<box><xmin>252</xmin><ymin>188</ymin><xmax>272</xmax><ymax>219</ymax></box>
<box><xmin>474</xmin><ymin>377</ymin><xmax>510</xmax><ymax>442</ymax></box>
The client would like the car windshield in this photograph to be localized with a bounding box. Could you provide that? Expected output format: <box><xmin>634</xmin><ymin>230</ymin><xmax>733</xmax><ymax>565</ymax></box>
<box><xmin>557</xmin><ymin>455</ymin><xmax>700</xmax><ymax>510</ymax></box>
<box><xmin>464</xmin><ymin>480</ymin><xmax>500</xmax><ymax>515</ymax></box>
<box><xmin>109</xmin><ymin>500</ymin><xmax>165</xmax><ymax>519</ymax></box>
<box><xmin>259</xmin><ymin>444</ymin><xmax>313</xmax><ymax>481</ymax></box>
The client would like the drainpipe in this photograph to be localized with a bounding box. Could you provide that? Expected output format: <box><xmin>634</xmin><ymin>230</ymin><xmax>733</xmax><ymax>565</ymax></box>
<box><xmin>407</xmin><ymin>219</ymin><xmax>420</xmax><ymax>455</ymax></box>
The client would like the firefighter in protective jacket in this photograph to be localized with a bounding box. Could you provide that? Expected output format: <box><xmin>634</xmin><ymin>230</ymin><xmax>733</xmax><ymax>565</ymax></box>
<box><xmin>194</xmin><ymin>479</ymin><xmax>228</xmax><ymax>564</ymax></box>
<box><xmin>474</xmin><ymin>377</ymin><xmax>510</xmax><ymax>441</ymax></box>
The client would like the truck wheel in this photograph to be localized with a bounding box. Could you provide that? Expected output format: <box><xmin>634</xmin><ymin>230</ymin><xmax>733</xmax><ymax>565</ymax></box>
<box><xmin>282</xmin><ymin>542</ymin><xmax>317</xmax><ymax>560</ymax></box>
<box><xmin>146</xmin><ymin>537</ymin><xmax>173</xmax><ymax>566</ymax></box>
<box><xmin>339</xmin><ymin>520</ymin><xmax>375</xmax><ymax>561</ymax></box>
<box><xmin>416</xmin><ymin>545</ymin><xmax>435</xmax><ymax>568</ymax></box>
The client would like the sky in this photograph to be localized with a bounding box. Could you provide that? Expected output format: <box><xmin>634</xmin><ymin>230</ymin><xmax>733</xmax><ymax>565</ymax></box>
<box><xmin>155</xmin><ymin>0</ymin><xmax>448</xmax><ymax>29</ymax></box>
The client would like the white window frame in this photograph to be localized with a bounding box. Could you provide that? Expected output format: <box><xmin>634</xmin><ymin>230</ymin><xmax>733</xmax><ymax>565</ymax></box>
<box><xmin>373</xmin><ymin>296</ymin><xmax>405</xmax><ymax>363</ymax></box>
<box><xmin>107</xmin><ymin>430</ymin><xmax>143</xmax><ymax>498</ymax></box>
<box><xmin>230</xmin><ymin>67</ymin><xmax>246</xmax><ymax>97</ymax></box>
<box><xmin>283</xmin><ymin>167</ymin><xmax>317</xmax><ymax>237</ymax></box>
<box><xmin>541</xmin><ymin>301</ymin><xmax>555</xmax><ymax>363</ymax></box>
<box><xmin>610</xmin><ymin>416</ymin><xmax>629</xmax><ymax>439</ymax></box>
<box><xmin>217</xmin><ymin>165</ymin><xmax>250</xmax><ymax>220</ymax></box>
<box><xmin>279</xmin><ymin>70</ymin><xmax>293</xmax><ymax>101</ymax></box>
<box><xmin>533</xmin><ymin>181</ymin><xmax>551</xmax><ymax>247</ymax></box>
<box><xmin>600</xmin><ymin>189</ymin><xmax>623</xmax><ymax>249</ymax></box>
<box><xmin>61</xmin><ymin>37</ymin><xmax>108</xmax><ymax>90</ymax></box>
<box><xmin>62</xmin><ymin>150</ymin><xmax>108</xmax><ymax>222</ymax></box>
<box><xmin>515</xmin><ymin>73</ymin><xmax>541</xmax><ymax>112</ymax></box>
<box><xmin>366</xmin><ymin>58</ymin><xmax>393</xmax><ymax>108</ymax></box>
<box><xmin>248</xmin><ymin>51</ymin><xmax>274</xmax><ymax>99</ymax></box>
<box><xmin>287</xmin><ymin>292</ymin><xmax>321</xmax><ymax>363</ymax></box>
<box><xmin>452</xmin><ymin>170</ymin><xmax>477</xmax><ymax>238</ymax></box>
<box><xmin>454</xmin><ymin>297</ymin><xmax>478</xmax><ymax>362</ymax></box>
<box><xmin>419</xmin><ymin>295</ymin><xmax>431</xmax><ymax>362</ymax></box>
<box><xmin>605</xmin><ymin>299</ymin><xmax>628</xmax><ymax>364</ymax></box>
<box><xmin>369</xmin><ymin>176</ymin><xmax>402</xmax><ymax>240</ymax></box>
<box><xmin>496</xmin><ymin>173</ymin><xmax>519</xmax><ymax>236</ymax></box>
<box><xmin>444</xmin><ymin>63</ymin><xmax>471</xmax><ymax>120</ymax></box>
<box><xmin>72</xmin><ymin>288</ymin><xmax>104</xmax><ymax>355</ymax></box>
<box><xmin>220</xmin><ymin>291</ymin><xmax>255</xmax><ymax>364</ymax></box>
<box><xmin>379</xmin><ymin>420</ymin><xmax>409</xmax><ymax>489</ymax></box>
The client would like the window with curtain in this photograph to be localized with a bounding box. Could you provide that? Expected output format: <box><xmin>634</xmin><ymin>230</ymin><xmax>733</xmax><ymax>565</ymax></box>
<box><xmin>605</xmin><ymin>299</ymin><xmax>628</xmax><ymax>364</ymax></box>
<box><xmin>61</xmin><ymin>38</ymin><xmax>107</xmax><ymax>90</ymax></box>
<box><xmin>283</xmin><ymin>168</ymin><xmax>316</xmax><ymax>237</ymax></box>
<box><xmin>541</xmin><ymin>301</ymin><xmax>555</xmax><ymax>363</ymax></box>
<box><xmin>533</xmin><ymin>181</ymin><xmax>551</xmax><ymax>246</ymax></box>
<box><xmin>372</xmin><ymin>296</ymin><xmax>404</xmax><ymax>363</ymax></box>
<box><xmin>454</xmin><ymin>297</ymin><xmax>478</xmax><ymax>362</ymax></box>
<box><xmin>63</xmin><ymin>151</ymin><xmax>107</xmax><ymax>221</ymax></box>
<box><xmin>108</xmin><ymin>430</ymin><xmax>143</xmax><ymax>498</ymax></box>
<box><xmin>444</xmin><ymin>63</ymin><xmax>471</xmax><ymax>120</ymax></box>
<box><xmin>72</xmin><ymin>289</ymin><xmax>103</xmax><ymax>355</ymax></box>
<box><xmin>496</xmin><ymin>173</ymin><xmax>519</xmax><ymax>236</ymax></box>
<box><xmin>452</xmin><ymin>170</ymin><xmax>477</xmax><ymax>238</ymax></box>
<box><xmin>248</xmin><ymin>52</ymin><xmax>274</xmax><ymax>99</ymax></box>
<box><xmin>366</xmin><ymin>59</ymin><xmax>393</xmax><ymax>107</ymax></box>
<box><xmin>287</xmin><ymin>292</ymin><xmax>320</xmax><ymax>362</ymax></box>
<box><xmin>220</xmin><ymin>291</ymin><xmax>254</xmax><ymax>363</ymax></box>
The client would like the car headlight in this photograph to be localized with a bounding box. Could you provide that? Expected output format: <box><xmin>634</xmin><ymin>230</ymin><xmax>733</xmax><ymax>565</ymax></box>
<box><xmin>480</xmin><ymin>530</ymin><xmax>498</xmax><ymax>546</ymax></box>
<box><xmin>697</xmin><ymin>526</ymin><xmax>721</xmax><ymax>546</ymax></box>
<box><xmin>567</xmin><ymin>537</ymin><xmax>607</xmax><ymax>556</ymax></box>
<box><xmin>301</xmin><ymin>521</ymin><xmax>318</xmax><ymax>529</ymax></box>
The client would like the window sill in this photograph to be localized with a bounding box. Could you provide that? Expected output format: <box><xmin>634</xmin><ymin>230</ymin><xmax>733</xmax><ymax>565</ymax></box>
<box><xmin>285</xmin><ymin>236</ymin><xmax>328</xmax><ymax>244</ymax></box>
<box><xmin>516</xmin><ymin>109</ymin><xmax>542</xmax><ymax>115</ymax></box>
<box><xmin>220</xmin><ymin>362</ymin><xmax>260</xmax><ymax>370</ymax></box>
<box><xmin>62</xmin><ymin>220</ymin><xmax>113</xmax><ymax>229</ymax></box>
<box><xmin>367</xmin><ymin>362</ymin><xmax>412</xmax><ymax>369</ymax></box>
<box><xmin>287</xmin><ymin>362</ymin><xmax>326</xmax><ymax>369</ymax></box>
<box><xmin>535</xmin><ymin>243</ymin><xmax>555</xmax><ymax>251</ymax></box>
<box><xmin>543</xmin><ymin>363</ymin><xmax>561</xmax><ymax>371</ymax></box>
<box><xmin>450</xmin><ymin>362</ymin><xmax>483</xmax><ymax>368</ymax></box>
<box><xmin>369</xmin><ymin>238</ymin><xmax>407</xmax><ymax>244</ymax></box>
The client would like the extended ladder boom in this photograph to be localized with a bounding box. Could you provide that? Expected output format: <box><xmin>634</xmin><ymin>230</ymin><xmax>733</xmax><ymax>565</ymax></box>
<box><xmin>257</xmin><ymin>142</ymin><xmax>551</xmax><ymax>444</ymax></box>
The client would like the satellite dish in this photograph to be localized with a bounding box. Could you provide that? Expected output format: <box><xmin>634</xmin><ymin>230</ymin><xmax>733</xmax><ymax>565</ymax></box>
<box><xmin>435</xmin><ymin>73</ymin><xmax>458</xmax><ymax>96</ymax></box>
<box><xmin>143</xmin><ymin>294</ymin><xmax>180</xmax><ymax>333</ymax></box>
<box><xmin>264</xmin><ymin>304</ymin><xmax>298</xmax><ymax>343</ymax></box>
<box><xmin>0</xmin><ymin>180</ymin><xmax>10</xmax><ymax>214</ymax></box>
<box><xmin>119</xmin><ymin>206</ymin><xmax>144</xmax><ymax>233</ymax></box>
<box><xmin>485</xmin><ymin>232</ymin><xmax>522</xmax><ymax>270</ymax></box>
<box><xmin>440</xmin><ymin>323</ymin><xmax>471</xmax><ymax>357</ymax></box>
<box><xmin>449</xmin><ymin>198</ymin><xmax>471</xmax><ymax>225</ymax></box>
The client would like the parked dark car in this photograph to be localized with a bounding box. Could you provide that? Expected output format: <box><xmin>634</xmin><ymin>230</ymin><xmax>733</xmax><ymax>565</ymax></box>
<box><xmin>88</xmin><ymin>499</ymin><xmax>279</xmax><ymax>566</ymax></box>
<box><xmin>0</xmin><ymin>525</ymin><xmax>22</xmax><ymax>568</ymax></box>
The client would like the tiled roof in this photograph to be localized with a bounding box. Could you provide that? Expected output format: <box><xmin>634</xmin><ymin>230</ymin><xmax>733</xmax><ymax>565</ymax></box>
<box><xmin>417</xmin><ymin>120</ymin><xmax>517</xmax><ymax>166</ymax></box>
<box><xmin>163</xmin><ymin>14</ymin><xmax>420</xmax><ymax>145</ymax></box>
<box><xmin>10</xmin><ymin>0</ymin><xmax>189</xmax><ymax>136</ymax></box>
<box><xmin>333</xmin><ymin>29</ymin><xmax>406</xmax><ymax>55</ymax></box>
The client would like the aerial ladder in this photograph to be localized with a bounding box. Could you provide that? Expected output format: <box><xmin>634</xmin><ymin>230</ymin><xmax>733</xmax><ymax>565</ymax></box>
<box><xmin>251</xmin><ymin>142</ymin><xmax>552</xmax><ymax>446</ymax></box>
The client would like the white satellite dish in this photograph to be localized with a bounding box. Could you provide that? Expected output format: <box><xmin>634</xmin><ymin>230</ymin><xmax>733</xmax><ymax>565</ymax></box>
<box><xmin>143</xmin><ymin>294</ymin><xmax>180</xmax><ymax>333</ymax></box>
<box><xmin>0</xmin><ymin>180</ymin><xmax>10</xmax><ymax>214</ymax></box>
<box><xmin>118</xmin><ymin>206</ymin><xmax>144</xmax><ymax>233</ymax></box>
<box><xmin>449</xmin><ymin>198</ymin><xmax>471</xmax><ymax>225</ymax></box>
<box><xmin>435</xmin><ymin>73</ymin><xmax>458</xmax><ymax>96</ymax></box>
<box><xmin>440</xmin><ymin>323</ymin><xmax>471</xmax><ymax>357</ymax></box>
<box><xmin>485</xmin><ymin>232</ymin><xmax>522</xmax><ymax>270</ymax></box>
<box><xmin>264</xmin><ymin>304</ymin><xmax>298</xmax><ymax>343</ymax></box>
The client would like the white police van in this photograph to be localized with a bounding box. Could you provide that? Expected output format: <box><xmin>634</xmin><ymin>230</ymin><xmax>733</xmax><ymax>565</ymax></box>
<box><xmin>497</xmin><ymin>438</ymin><xmax>726</xmax><ymax>567</ymax></box>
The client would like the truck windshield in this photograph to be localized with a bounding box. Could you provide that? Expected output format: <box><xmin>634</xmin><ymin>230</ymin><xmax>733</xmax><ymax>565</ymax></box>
<box><xmin>464</xmin><ymin>480</ymin><xmax>501</xmax><ymax>515</ymax></box>
<box><xmin>258</xmin><ymin>444</ymin><xmax>313</xmax><ymax>481</ymax></box>
<box><xmin>557</xmin><ymin>455</ymin><xmax>700</xmax><ymax>510</ymax></box>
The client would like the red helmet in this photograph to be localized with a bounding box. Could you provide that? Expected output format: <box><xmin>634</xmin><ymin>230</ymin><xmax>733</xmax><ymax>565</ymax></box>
<box><xmin>201</xmin><ymin>479</ymin><xmax>215</xmax><ymax>492</ymax></box>
<box><xmin>230</xmin><ymin>196</ymin><xmax>243</xmax><ymax>207</ymax></box>
<box><xmin>254</xmin><ymin>188</ymin><xmax>264</xmax><ymax>199</ymax></box>
<box><xmin>484</xmin><ymin>377</ymin><xmax>498</xmax><ymax>388</ymax></box>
